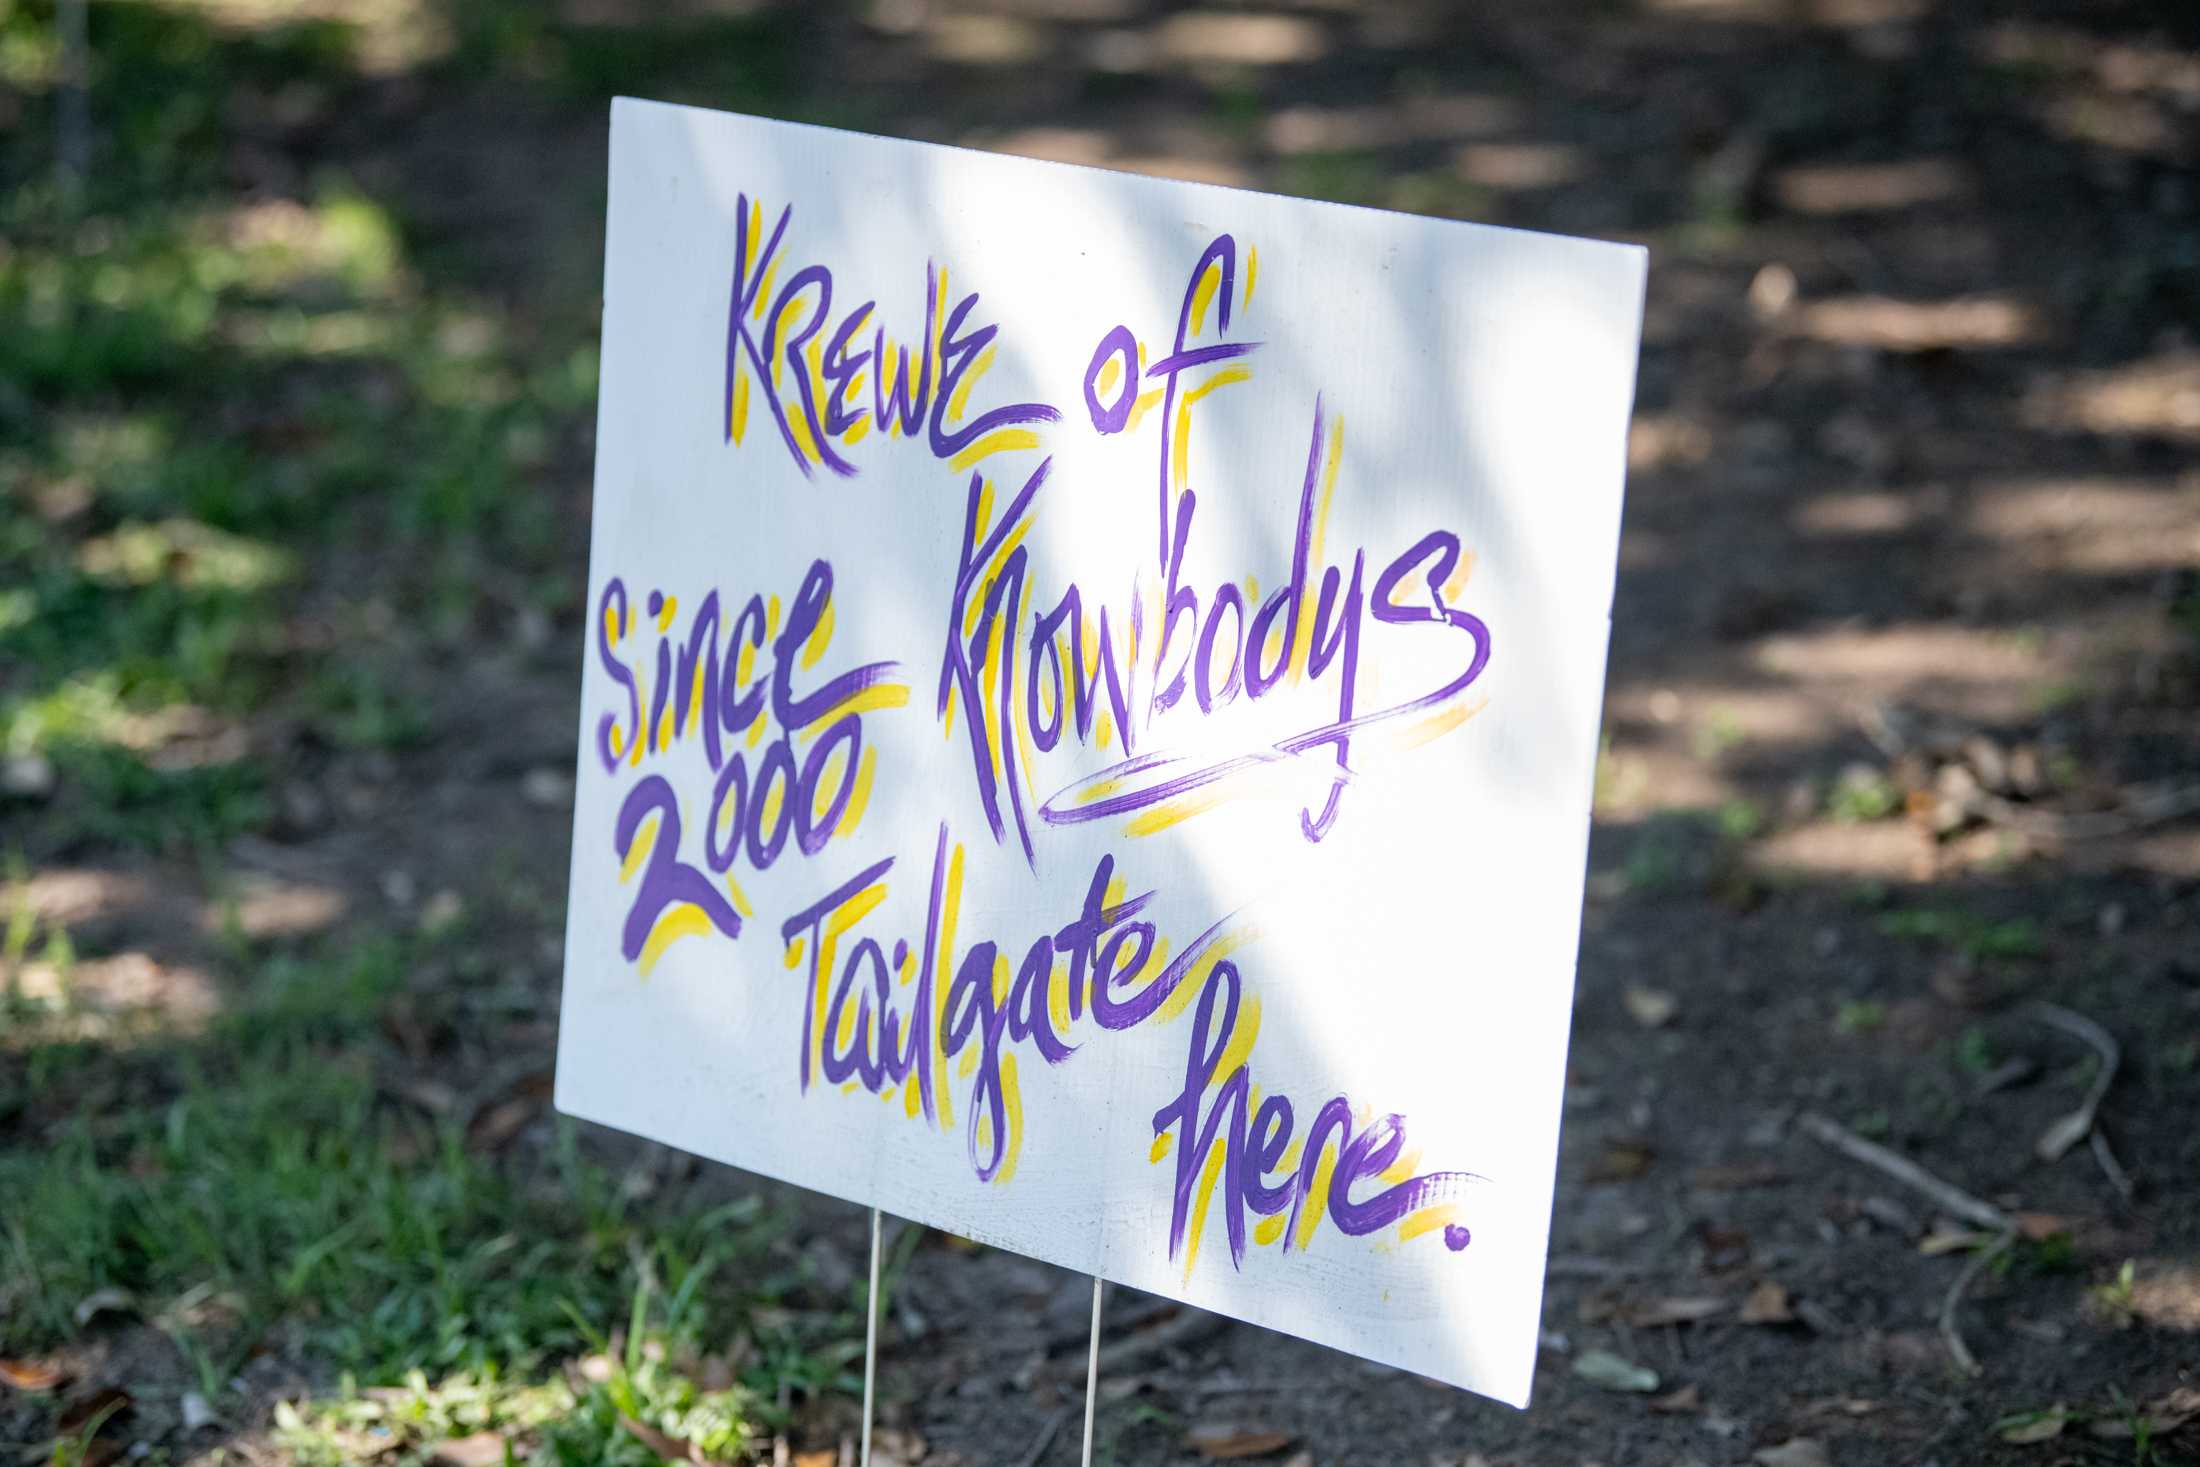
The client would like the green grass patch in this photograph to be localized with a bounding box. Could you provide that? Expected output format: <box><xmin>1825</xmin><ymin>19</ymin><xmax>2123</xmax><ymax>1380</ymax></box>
<box><xmin>1834</xmin><ymin>998</ymin><xmax>1887</xmax><ymax>1036</ymax></box>
<box><xmin>0</xmin><ymin>935</ymin><xmax>874</xmax><ymax>1461</ymax></box>
<box><xmin>0</xmin><ymin>941</ymin><xmax>788</xmax><ymax>1380</ymax></box>
<box><xmin>1827</xmin><ymin>766</ymin><xmax>1902</xmax><ymax>823</ymax></box>
<box><xmin>1877</xmin><ymin>907</ymin><xmax>2044</xmax><ymax>963</ymax></box>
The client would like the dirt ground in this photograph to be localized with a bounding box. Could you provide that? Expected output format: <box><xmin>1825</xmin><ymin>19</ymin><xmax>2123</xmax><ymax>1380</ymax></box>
<box><xmin>4</xmin><ymin>0</ymin><xmax>2198</xmax><ymax>1464</ymax></box>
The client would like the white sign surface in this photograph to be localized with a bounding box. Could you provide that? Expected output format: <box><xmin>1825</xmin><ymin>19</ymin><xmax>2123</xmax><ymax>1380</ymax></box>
<box><xmin>557</xmin><ymin>97</ymin><xmax>1644</xmax><ymax>1408</ymax></box>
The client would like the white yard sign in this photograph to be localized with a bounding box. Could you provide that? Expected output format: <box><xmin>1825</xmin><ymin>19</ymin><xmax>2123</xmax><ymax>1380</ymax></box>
<box><xmin>557</xmin><ymin>97</ymin><xmax>1644</xmax><ymax>1408</ymax></box>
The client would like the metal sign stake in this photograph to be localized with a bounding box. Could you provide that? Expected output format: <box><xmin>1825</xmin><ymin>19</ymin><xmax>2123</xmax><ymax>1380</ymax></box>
<box><xmin>860</xmin><ymin>1206</ymin><xmax>882</xmax><ymax>1467</ymax></box>
<box><xmin>1080</xmin><ymin>1276</ymin><xmax>1104</xmax><ymax>1467</ymax></box>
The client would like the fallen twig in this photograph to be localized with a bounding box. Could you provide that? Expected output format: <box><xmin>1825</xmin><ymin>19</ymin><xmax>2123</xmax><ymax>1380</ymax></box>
<box><xmin>1043</xmin><ymin>1296</ymin><xmax>1175</xmax><ymax>1357</ymax></box>
<box><xmin>1012</xmin><ymin>1405</ymin><xmax>1072</xmax><ymax>1467</ymax></box>
<box><xmin>1092</xmin><ymin>1306</ymin><xmax>1231</xmax><ymax>1376</ymax></box>
<box><xmin>2090</xmin><ymin>1128</ymin><xmax>2136</xmax><ymax>1206</ymax></box>
<box><xmin>1797</xmin><ymin>1112</ymin><xmax>2013</xmax><ymax>1231</ymax></box>
<box><xmin>1977</xmin><ymin>782</ymin><xmax>2200</xmax><ymax>842</ymax></box>
<box><xmin>1545</xmin><ymin>1255</ymin><xmax>1652</xmax><ymax>1280</ymax></box>
<box><xmin>2027</xmin><ymin>1003</ymin><xmax>2119</xmax><ymax>1162</ymax></box>
<box><xmin>1938</xmin><ymin>1228</ymin><xmax>2015</xmax><ymax>1378</ymax></box>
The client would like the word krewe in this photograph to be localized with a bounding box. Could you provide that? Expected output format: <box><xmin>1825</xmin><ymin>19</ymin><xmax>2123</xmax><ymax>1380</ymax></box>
<box><xmin>781</xmin><ymin>823</ymin><xmax>1485</xmax><ymax>1280</ymax></box>
<box><xmin>721</xmin><ymin>193</ymin><xmax>1060</xmax><ymax>478</ymax></box>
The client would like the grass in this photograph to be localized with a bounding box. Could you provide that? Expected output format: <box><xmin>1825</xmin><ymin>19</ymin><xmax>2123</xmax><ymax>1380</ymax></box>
<box><xmin>1833</xmin><ymin>998</ymin><xmax>1887</xmax><ymax>1036</ymax></box>
<box><xmin>0</xmin><ymin>3</ymin><xmax>868</xmax><ymax>1449</ymax></box>
<box><xmin>0</xmin><ymin>1</ymin><xmax>623</xmax><ymax>872</ymax></box>
<box><xmin>1</xmin><ymin>930</ymin><xmax>862</xmax><ymax>1461</ymax></box>
<box><xmin>1877</xmin><ymin>907</ymin><xmax>2045</xmax><ymax>963</ymax></box>
<box><xmin>1827</xmin><ymin>766</ymin><xmax>1902</xmax><ymax>823</ymax></box>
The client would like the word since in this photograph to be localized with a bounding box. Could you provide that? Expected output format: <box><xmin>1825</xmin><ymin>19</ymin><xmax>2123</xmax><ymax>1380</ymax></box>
<box><xmin>594</xmin><ymin>559</ymin><xmax>906</xmax><ymax>972</ymax></box>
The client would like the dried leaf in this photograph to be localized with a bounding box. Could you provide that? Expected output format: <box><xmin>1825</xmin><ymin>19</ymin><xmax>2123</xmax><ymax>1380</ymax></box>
<box><xmin>2013</xmin><ymin>1212</ymin><xmax>2073</xmax><ymax>1242</ymax></box>
<box><xmin>1572</xmin><ymin>1348</ymin><xmax>1660</xmax><ymax>1393</ymax></box>
<box><xmin>1752</xmin><ymin>1440</ymin><xmax>1832</xmax><ymax>1467</ymax></box>
<box><xmin>1691</xmin><ymin>1161</ymin><xmax>1785</xmax><ymax>1190</ymax></box>
<box><xmin>792</xmin><ymin>1454</ymin><xmax>836</xmax><ymax>1467</ymax></box>
<box><xmin>2035</xmin><ymin>1110</ymin><xmax>2093</xmax><ymax>1162</ymax></box>
<box><xmin>467</xmin><ymin>1098</ymin><xmax>539</xmax><ymax>1153</ymax></box>
<box><xmin>466</xmin><ymin>1070</ymin><xmax>555</xmax><ymax>1152</ymax></box>
<box><xmin>392</xmin><ymin>1077</ymin><xmax>459</xmax><ymax>1115</ymax></box>
<box><xmin>56</xmin><ymin>1386</ymin><xmax>130</xmax><ymax>1434</ymax></box>
<box><xmin>2089</xmin><ymin>1387</ymin><xmax>2200</xmax><ymax>1438</ymax></box>
<box><xmin>620</xmin><ymin>1415</ymin><xmax>709</xmax><ymax>1463</ymax></box>
<box><xmin>72</xmin><ymin>1288</ymin><xmax>135</xmax><ymax>1328</ymax></box>
<box><xmin>1919</xmin><ymin>1226</ymin><xmax>1997</xmax><ymax>1256</ymax></box>
<box><xmin>430</xmin><ymin>1433</ymin><xmax>509</xmax><ymax>1466</ymax></box>
<box><xmin>1998</xmin><ymin>1410</ymin><xmax>2069</xmax><ymax>1444</ymax></box>
<box><xmin>1739</xmin><ymin>1281</ymin><xmax>1795</xmax><ymax>1325</ymax></box>
<box><xmin>1622</xmin><ymin>985</ymin><xmax>1679</xmax><ymax>1028</ymax></box>
<box><xmin>0</xmin><ymin>1357</ymin><xmax>65</xmax><ymax>1392</ymax></box>
<box><xmin>1648</xmin><ymin>1383</ymin><xmax>1703</xmax><ymax>1414</ymax></box>
<box><xmin>1187</xmin><ymin>1424</ymin><xmax>1295</xmax><ymax>1459</ymax></box>
<box><xmin>1628</xmin><ymin>1296</ymin><xmax>1727</xmax><ymax>1328</ymax></box>
<box><xmin>1695</xmin><ymin>1222</ymin><xmax>1752</xmax><ymax>1272</ymax></box>
<box><xmin>1586</xmin><ymin>1141</ymin><xmax>1655</xmax><ymax>1183</ymax></box>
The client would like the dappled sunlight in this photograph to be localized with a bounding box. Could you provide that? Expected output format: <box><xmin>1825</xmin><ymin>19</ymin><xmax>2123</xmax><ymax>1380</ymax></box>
<box><xmin>1755</xmin><ymin>624</ymin><xmax>2077</xmax><ymax>722</ymax></box>
<box><xmin>1966</xmin><ymin>475</ymin><xmax>2200</xmax><ymax>577</ymax></box>
<box><xmin>1790</xmin><ymin>293</ymin><xmax>2041</xmax><ymax>353</ymax></box>
<box><xmin>2130</xmin><ymin>1261</ymin><xmax>2200</xmax><ymax>1333</ymax></box>
<box><xmin>1608</xmin><ymin>682</ymin><xmax>1831</xmax><ymax>751</ymax></box>
<box><xmin>1769</xmin><ymin>157</ymin><xmax>1969</xmax><ymax>216</ymax></box>
<box><xmin>1102</xmin><ymin>151</ymin><xmax>1254</xmax><ymax>188</ymax></box>
<box><xmin>1792</xmin><ymin>488</ymin><xmax>1921</xmax><ymax>538</ymax></box>
<box><xmin>1634</xmin><ymin>0</ymin><xmax>1776</xmax><ymax>21</ymax></box>
<box><xmin>1625</xmin><ymin>412</ymin><xmax>1712</xmax><ymax>472</ymax></box>
<box><xmin>982</xmin><ymin>125</ymin><xmax>1113</xmax><ymax>167</ymax></box>
<box><xmin>1150</xmin><ymin>11</ymin><xmax>1327</xmax><ymax>67</ymax></box>
<box><xmin>923</xmin><ymin>12</ymin><xmax>1048</xmax><ymax>66</ymax></box>
<box><xmin>2025</xmin><ymin>352</ymin><xmax>2200</xmax><ymax>444</ymax></box>
<box><xmin>1589</xmin><ymin>741</ymin><xmax>1734</xmax><ymax>821</ymax></box>
<box><xmin>9</xmin><ymin>949</ymin><xmax>224</xmax><ymax>1030</ymax></box>
<box><xmin>1746</xmin><ymin>818</ymin><xmax>1931</xmax><ymax>882</ymax></box>
<box><xmin>216</xmin><ymin>872</ymin><xmax>350</xmax><ymax>939</ymax></box>
<box><xmin>78</xmin><ymin>517</ymin><xmax>295</xmax><ymax>592</ymax></box>
<box><xmin>13</xmin><ymin>866</ymin><xmax>161</xmax><ymax>927</ymax></box>
<box><xmin>1453</xmin><ymin>141</ymin><xmax>1585</xmax><ymax>192</ymax></box>
<box><xmin>2041</xmin><ymin>90</ymin><xmax>2180</xmax><ymax>158</ymax></box>
<box><xmin>1975</xmin><ymin>21</ymin><xmax>2200</xmax><ymax>101</ymax></box>
<box><xmin>150</xmin><ymin>0</ymin><xmax>453</xmax><ymax>73</ymax></box>
<box><xmin>1263</xmin><ymin>94</ymin><xmax>1521</xmax><ymax>156</ymax></box>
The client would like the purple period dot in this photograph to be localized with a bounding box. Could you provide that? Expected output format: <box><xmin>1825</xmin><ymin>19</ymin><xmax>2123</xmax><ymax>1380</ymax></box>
<box><xmin>1443</xmin><ymin>1224</ymin><xmax>1471</xmax><ymax>1252</ymax></box>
